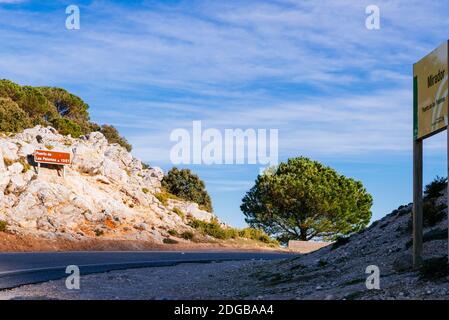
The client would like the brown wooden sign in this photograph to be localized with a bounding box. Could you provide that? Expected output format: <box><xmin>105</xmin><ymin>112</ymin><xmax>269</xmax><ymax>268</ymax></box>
<box><xmin>34</xmin><ymin>149</ymin><xmax>71</xmax><ymax>165</ymax></box>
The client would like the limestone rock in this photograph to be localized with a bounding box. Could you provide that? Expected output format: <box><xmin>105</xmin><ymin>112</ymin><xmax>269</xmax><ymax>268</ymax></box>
<box><xmin>0</xmin><ymin>125</ymin><xmax>218</xmax><ymax>243</ymax></box>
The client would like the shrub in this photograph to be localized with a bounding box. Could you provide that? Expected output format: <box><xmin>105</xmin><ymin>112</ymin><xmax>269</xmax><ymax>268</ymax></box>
<box><xmin>142</xmin><ymin>188</ymin><xmax>149</xmax><ymax>194</ymax></box>
<box><xmin>0</xmin><ymin>98</ymin><xmax>31</xmax><ymax>132</ymax></box>
<box><xmin>168</xmin><ymin>229</ymin><xmax>178</xmax><ymax>237</ymax></box>
<box><xmin>225</xmin><ymin>228</ymin><xmax>239</xmax><ymax>239</ymax></box>
<box><xmin>181</xmin><ymin>231</ymin><xmax>194</xmax><ymax>240</ymax></box>
<box><xmin>238</xmin><ymin>228</ymin><xmax>277</xmax><ymax>244</ymax></box>
<box><xmin>0</xmin><ymin>79</ymin><xmax>22</xmax><ymax>100</ymax></box>
<box><xmin>424</xmin><ymin>176</ymin><xmax>447</xmax><ymax>200</ymax></box>
<box><xmin>189</xmin><ymin>219</ymin><xmax>277</xmax><ymax>244</ymax></box>
<box><xmin>423</xmin><ymin>200</ymin><xmax>446</xmax><ymax>227</ymax></box>
<box><xmin>18</xmin><ymin>157</ymin><xmax>31</xmax><ymax>173</ymax></box>
<box><xmin>163</xmin><ymin>238</ymin><xmax>178</xmax><ymax>244</ymax></box>
<box><xmin>423</xmin><ymin>228</ymin><xmax>448</xmax><ymax>242</ymax></box>
<box><xmin>155</xmin><ymin>191</ymin><xmax>179</xmax><ymax>206</ymax></box>
<box><xmin>0</xmin><ymin>220</ymin><xmax>8</xmax><ymax>232</ymax></box>
<box><xmin>419</xmin><ymin>256</ymin><xmax>449</xmax><ymax>280</ymax></box>
<box><xmin>162</xmin><ymin>167</ymin><xmax>213</xmax><ymax>212</ymax></box>
<box><xmin>94</xmin><ymin>229</ymin><xmax>104</xmax><ymax>237</ymax></box>
<box><xmin>100</xmin><ymin>124</ymin><xmax>132</xmax><ymax>152</ymax></box>
<box><xmin>3</xmin><ymin>157</ymin><xmax>14</xmax><ymax>167</ymax></box>
<box><xmin>172</xmin><ymin>207</ymin><xmax>185</xmax><ymax>219</ymax></box>
<box><xmin>51</xmin><ymin>117</ymin><xmax>82</xmax><ymax>138</ymax></box>
<box><xmin>189</xmin><ymin>218</ymin><xmax>228</xmax><ymax>239</ymax></box>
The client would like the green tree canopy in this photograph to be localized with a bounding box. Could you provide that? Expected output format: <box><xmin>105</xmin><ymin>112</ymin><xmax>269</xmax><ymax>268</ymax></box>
<box><xmin>38</xmin><ymin>87</ymin><xmax>90</xmax><ymax>123</ymax></box>
<box><xmin>0</xmin><ymin>79</ymin><xmax>132</xmax><ymax>151</ymax></box>
<box><xmin>241</xmin><ymin>157</ymin><xmax>372</xmax><ymax>243</ymax></box>
<box><xmin>100</xmin><ymin>124</ymin><xmax>132</xmax><ymax>152</ymax></box>
<box><xmin>50</xmin><ymin>118</ymin><xmax>83</xmax><ymax>138</ymax></box>
<box><xmin>0</xmin><ymin>98</ymin><xmax>31</xmax><ymax>132</ymax></box>
<box><xmin>162</xmin><ymin>167</ymin><xmax>213</xmax><ymax>212</ymax></box>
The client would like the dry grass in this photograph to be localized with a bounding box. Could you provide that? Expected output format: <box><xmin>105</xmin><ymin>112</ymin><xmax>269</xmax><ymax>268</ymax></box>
<box><xmin>0</xmin><ymin>232</ymin><xmax>287</xmax><ymax>253</ymax></box>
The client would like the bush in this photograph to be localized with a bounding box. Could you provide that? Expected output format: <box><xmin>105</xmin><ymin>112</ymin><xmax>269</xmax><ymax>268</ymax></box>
<box><xmin>142</xmin><ymin>188</ymin><xmax>149</xmax><ymax>194</ymax></box>
<box><xmin>94</xmin><ymin>229</ymin><xmax>104</xmax><ymax>237</ymax></box>
<box><xmin>407</xmin><ymin>228</ymin><xmax>449</xmax><ymax>249</ymax></box>
<box><xmin>0</xmin><ymin>79</ymin><xmax>22</xmax><ymax>100</ymax></box>
<box><xmin>51</xmin><ymin>117</ymin><xmax>82</xmax><ymax>138</ymax></box>
<box><xmin>189</xmin><ymin>219</ymin><xmax>277</xmax><ymax>244</ymax></box>
<box><xmin>424</xmin><ymin>176</ymin><xmax>447</xmax><ymax>200</ymax></box>
<box><xmin>181</xmin><ymin>231</ymin><xmax>194</xmax><ymax>240</ymax></box>
<box><xmin>0</xmin><ymin>98</ymin><xmax>31</xmax><ymax>132</ymax></box>
<box><xmin>168</xmin><ymin>229</ymin><xmax>178</xmax><ymax>236</ymax></box>
<box><xmin>163</xmin><ymin>238</ymin><xmax>178</xmax><ymax>244</ymax></box>
<box><xmin>100</xmin><ymin>124</ymin><xmax>132</xmax><ymax>152</ymax></box>
<box><xmin>3</xmin><ymin>157</ymin><xmax>13</xmax><ymax>167</ymax></box>
<box><xmin>173</xmin><ymin>207</ymin><xmax>185</xmax><ymax>219</ymax></box>
<box><xmin>419</xmin><ymin>256</ymin><xmax>449</xmax><ymax>280</ymax></box>
<box><xmin>0</xmin><ymin>220</ymin><xmax>8</xmax><ymax>232</ymax></box>
<box><xmin>162</xmin><ymin>167</ymin><xmax>213</xmax><ymax>212</ymax></box>
<box><xmin>18</xmin><ymin>157</ymin><xmax>31</xmax><ymax>173</ymax></box>
<box><xmin>189</xmin><ymin>218</ymin><xmax>228</xmax><ymax>239</ymax></box>
<box><xmin>155</xmin><ymin>191</ymin><xmax>179</xmax><ymax>206</ymax></box>
<box><xmin>238</xmin><ymin>228</ymin><xmax>277</xmax><ymax>244</ymax></box>
<box><xmin>423</xmin><ymin>200</ymin><xmax>446</xmax><ymax>227</ymax></box>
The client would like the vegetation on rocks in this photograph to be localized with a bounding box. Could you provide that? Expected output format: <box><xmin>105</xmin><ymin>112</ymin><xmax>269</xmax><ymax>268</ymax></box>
<box><xmin>99</xmin><ymin>124</ymin><xmax>132</xmax><ymax>152</ymax></box>
<box><xmin>155</xmin><ymin>190</ymin><xmax>180</xmax><ymax>206</ymax></box>
<box><xmin>180</xmin><ymin>231</ymin><xmax>194</xmax><ymax>240</ymax></box>
<box><xmin>0</xmin><ymin>79</ymin><xmax>130</xmax><ymax>150</ymax></box>
<box><xmin>422</xmin><ymin>176</ymin><xmax>447</xmax><ymax>227</ymax></box>
<box><xmin>0</xmin><ymin>98</ymin><xmax>31</xmax><ymax>132</ymax></box>
<box><xmin>189</xmin><ymin>218</ymin><xmax>278</xmax><ymax>245</ymax></box>
<box><xmin>172</xmin><ymin>207</ymin><xmax>185</xmax><ymax>219</ymax></box>
<box><xmin>162</xmin><ymin>167</ymin><xmax>213</xmax><ymax>212</ymax></box>
<box><xmin>0</xmin><ymin>220</ymin><xmax>8</xmax><ymax>232</ymax></box>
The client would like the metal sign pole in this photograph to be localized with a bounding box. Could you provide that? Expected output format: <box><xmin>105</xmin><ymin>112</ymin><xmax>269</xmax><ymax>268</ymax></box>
<box><xmin>413</xmin><ymin>138</ymin><xmax>423</xmax><ymax>268</ymax></box>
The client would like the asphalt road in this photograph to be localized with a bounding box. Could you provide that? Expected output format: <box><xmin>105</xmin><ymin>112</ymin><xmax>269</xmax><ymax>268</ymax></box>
<box><xmin>0</xmin><ymin>251</ymin><xmax>295</xmax><ymax>290</ymax></box>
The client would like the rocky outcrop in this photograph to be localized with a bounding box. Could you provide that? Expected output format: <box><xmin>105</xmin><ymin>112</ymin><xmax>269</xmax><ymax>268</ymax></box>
<box><xmin>0</xmin><ymin>126</ymin><xmax>216</xmax><ymax>243</ymax></box>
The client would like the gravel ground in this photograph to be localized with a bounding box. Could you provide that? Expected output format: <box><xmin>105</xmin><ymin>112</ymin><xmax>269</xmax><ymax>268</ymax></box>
<box><xmin>0</xmin><ymin>260</ymin><xmax>268</xmax><ymax>300</ymax></box>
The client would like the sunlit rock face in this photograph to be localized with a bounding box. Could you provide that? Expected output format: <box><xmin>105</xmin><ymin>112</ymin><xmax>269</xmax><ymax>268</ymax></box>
<box><xmin>0</xmin><ymin>126</ymin><xmax>216</xmax><ymax>242</ymax></box>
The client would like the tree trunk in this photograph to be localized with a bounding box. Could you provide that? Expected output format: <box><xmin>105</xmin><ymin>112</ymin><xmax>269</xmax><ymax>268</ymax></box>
<box><xmin>299</xmin><ymin>229</ymin><xmax>308</xmax><ymax>241</ymax></box>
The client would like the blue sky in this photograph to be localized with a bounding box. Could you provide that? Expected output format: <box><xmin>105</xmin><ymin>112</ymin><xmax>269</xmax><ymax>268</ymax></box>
<box><xmin>1</xmin><ymin>0</ymin><xmax>449</xmax><ymax>227</ymax></box>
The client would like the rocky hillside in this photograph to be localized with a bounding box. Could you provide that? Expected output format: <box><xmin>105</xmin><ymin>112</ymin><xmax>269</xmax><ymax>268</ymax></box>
<box><xmin>0</xmin><ymin>126</ymin><xmax>217</xmax><ymax>245</ymax></box>
<box><xmin>229</xmin><ymin>187</ymin><xmax>449</xmax><ymax>299</ymax></box>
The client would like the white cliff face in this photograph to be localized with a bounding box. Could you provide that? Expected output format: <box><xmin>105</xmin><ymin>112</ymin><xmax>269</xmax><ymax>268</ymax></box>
<box><xmin>0</xmin><ymin>126</ymin><xmax>216</xmax><ymax>242</ymax></box>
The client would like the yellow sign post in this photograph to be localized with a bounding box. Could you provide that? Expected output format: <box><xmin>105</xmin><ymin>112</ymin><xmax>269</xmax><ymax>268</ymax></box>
<box><xmin>413</xmin><ymin>40</ymin><xmax>449</xmax><ymax>267</ymax></box>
